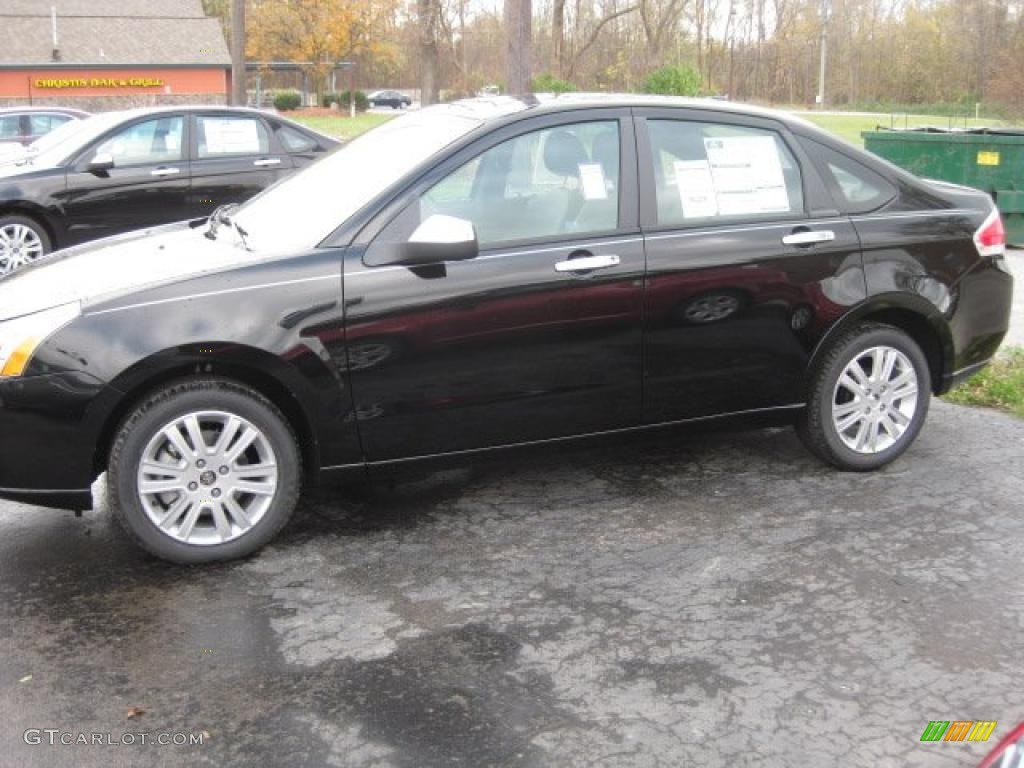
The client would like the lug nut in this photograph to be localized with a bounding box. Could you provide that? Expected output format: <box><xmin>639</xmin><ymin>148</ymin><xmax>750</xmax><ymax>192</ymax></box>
<box><xmin>212</xmin><ymin>488</ymin><xmax>221</xmax><ymax>498</ymax></box>
<box><xmin>219</xmin><ymin>466</ymin><xmax>229</xmax><ymax>475</ymax></box>
<box><xmin>196</xmin><ymin>459</ymin><xmax>206</xmax><ymax>469</ymax></box>
<box><xmin>188</xmin><ymin>481</ymin><xmax>198</xmax><ymax>491</ymax></box>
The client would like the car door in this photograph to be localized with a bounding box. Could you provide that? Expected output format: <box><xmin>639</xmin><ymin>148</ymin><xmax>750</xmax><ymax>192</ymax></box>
<box><xmin>340</xmin><ymin>110</ymin><xmax>645</xmax><ymax>460</ymax></box>
<box><xmin>189</xmin><ymin>112</ymin><xmax>291</xmax><ymax>217</ymax></box>
<box><xmin>635</xmin><ymin>109</ymin><xmax>867</xmax><ymax>423</ymax></box>
<box><xmin>63</xmin><ymin>113</ymin><xmax>190</xmax><ymax>244</ymax></box>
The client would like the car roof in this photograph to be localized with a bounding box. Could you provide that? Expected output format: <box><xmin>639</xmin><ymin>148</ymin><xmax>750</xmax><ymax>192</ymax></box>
<box><xmin>62</xmin><ymin>104</ymin><xmax>339</xmax><ymax>144</ymax></box>
<box><xmin>448</xmin><ymin>93</ymin><xmax>821</xmax><ymax>134</ymax></box>
<box><xmin>81</xmin><ymin>105</ymin><xmax>287</xmax><ymax>120</ymax></box>
<box><xmin>0</xmin><ymin>106</ymin><xmax>90</xmax><ymax>116</ymax></box>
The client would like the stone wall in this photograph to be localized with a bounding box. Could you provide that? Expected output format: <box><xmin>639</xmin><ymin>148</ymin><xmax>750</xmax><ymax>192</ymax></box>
<box><xmin>0</xmin><ymin>93</ymin><xmax>228</xmax><ymax>112</ymax></box>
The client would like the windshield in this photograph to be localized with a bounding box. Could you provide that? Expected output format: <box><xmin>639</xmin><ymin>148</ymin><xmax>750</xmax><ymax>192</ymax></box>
<box><xmin>228</xmin><ymin>105</ymin><xmax>493</xmax><ymax>252</ymax></box>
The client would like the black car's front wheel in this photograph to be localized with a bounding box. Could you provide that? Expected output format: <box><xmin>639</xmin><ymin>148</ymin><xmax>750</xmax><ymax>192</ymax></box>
<box><xmin>108</xmin><ymin>379</ymin><xmax>301</xmax><ymax>564</ymax></box>
<box><xmin>798</xmin><ymin>323</ymin><xmax>931</xmax><ymax>471</ymax></box>
<box><xmin>0</xmin><ymin>214</ymin><xmax>50</xmax><ymax>275</ymax></box>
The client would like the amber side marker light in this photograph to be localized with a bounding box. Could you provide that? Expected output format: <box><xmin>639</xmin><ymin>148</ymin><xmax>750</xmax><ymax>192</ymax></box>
<box><xmin>0</xmin><ymin>337</ymin><xmax>42</xmax><ymax>377</ymax></box>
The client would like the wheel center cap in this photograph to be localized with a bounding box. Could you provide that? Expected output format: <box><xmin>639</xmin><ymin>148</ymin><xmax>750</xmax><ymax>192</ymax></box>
<box><xmin>199</xmin><ymin>470</ymin><xmax>217</xmax><ymax>487</ymax></box>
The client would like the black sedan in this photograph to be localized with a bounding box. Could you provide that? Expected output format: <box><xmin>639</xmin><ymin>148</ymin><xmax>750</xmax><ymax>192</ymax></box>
<box><xmin>0</xmin><ymin>106</ymin><xmax>90</xmax><ymax>147</ymax></box>
<box><xmin>0</xmin><ymin>106</ymin><xmax>337</xmax><ymax>274</ymax></box>
<box><xmin>368</xmin><ymin>90</ymin><xmax>412</xmax><ymax>109</ymax></box>
<box><xmin>0</xmin><ymin>95</ymin><xmax>1012</xmax><ymax>563</ymax></box>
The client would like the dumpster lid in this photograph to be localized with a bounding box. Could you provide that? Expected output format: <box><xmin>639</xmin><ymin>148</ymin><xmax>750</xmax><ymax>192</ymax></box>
<box><xmin>871</xmin><ymin>125</ymin><xmax>1024</xmax><ymax>136</ymax></box>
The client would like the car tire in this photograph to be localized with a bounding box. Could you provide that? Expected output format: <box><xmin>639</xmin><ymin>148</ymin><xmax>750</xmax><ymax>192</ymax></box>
<box><xmin>108</xmin><ymin>378</ymin><xmax>302</xmax><ymax>564</ymax></box>
<box><xmin>797</xmin><ymin>323</ymin><xmax>930</xmax><ymax>471</ymax></box>
<box><xmin>0</xmin><ymin>213</ymin><xmax>51</xmax><ymax>275</ymax></box>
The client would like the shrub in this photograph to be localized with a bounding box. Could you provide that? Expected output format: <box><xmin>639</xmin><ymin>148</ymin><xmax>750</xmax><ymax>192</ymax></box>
<box><xmin>322</xmin><ymin>90</ymin><xmax>369</xmax><ymax>112</ymax></box>
<box><xmin>531</xmin><ymin>72</ymin><xmax>577</xmax><ymax>94</ymax></box>
<box><xmin>273</xmin><ymin>90</ymin><xmax>302</xmax><ymax>111</ymax></box>
<box><xmin>642</xmin><ymin>65</ymin><xmax>702</xmax><ymax>97</ymax></box>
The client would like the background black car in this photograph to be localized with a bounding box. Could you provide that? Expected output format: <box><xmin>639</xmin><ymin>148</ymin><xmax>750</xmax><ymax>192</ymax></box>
<box><xmin>368</xmin><ymin>90</ymin><xmax>412</xmax><ymax>109</ymax></box>
<box><xmin>0</xmin><ymin>96</ymin><xmax>1012</xmax><ymax>563</ymax></box>
<box><xmin>0</xmin><ymin>106</ymin><xmax>338</xmax><ymax>275</ymax></box>
<box><xmin>0</xmin><ymin>106</ymin><xmax>90</xmax><ymax>147</ymax></box>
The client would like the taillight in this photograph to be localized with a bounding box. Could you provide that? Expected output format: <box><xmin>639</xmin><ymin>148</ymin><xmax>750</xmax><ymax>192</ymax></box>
<box><xmin>974</xmin><ymin>207</ymin><xmax>1006</xmax><ymax>258</ymax></box>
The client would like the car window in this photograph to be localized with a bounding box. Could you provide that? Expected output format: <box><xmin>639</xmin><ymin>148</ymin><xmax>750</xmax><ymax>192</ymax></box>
<box><xmin>196</xmin><ymin>115</ymin><xmax>270</xmax><ymax>158</ymax></box>
<box><xmin>392</xmin><ymin>120</ymin><xmax>621</xmax><ymax>247</ymax></box>
<box><xmin>647</xmin><ymin>119</ymin><xmax>804</xmax><ymax>228</ymax></box>
<box><xmin>805</xmin><ymin>138</ymin><xmax>897</xmax><ymax>212</ymax></box>
<box><xmin>93</xmin><ymin>116</ymin><xmax>184</xmax><ymax>166</ymax></box>
<box><xmin>276</xmin><ymin>124</ymin><xmax>317</xmax><ymax>153</ymax></box>
<box><xmin>28</xmin><ymin>114</ymin><xmax>71</xmax><ymax>135</ymax></box>
<box><xmin>0</xmin><ymin>115</ymin><xmax>21</xmax><ymax>139</ymax></box>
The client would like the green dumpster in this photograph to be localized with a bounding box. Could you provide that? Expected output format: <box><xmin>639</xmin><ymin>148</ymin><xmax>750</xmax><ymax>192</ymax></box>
<box><xmin>862</xmin><ymin>127</ymin><xmax>1024</xmax><ymax>245</ymax></box>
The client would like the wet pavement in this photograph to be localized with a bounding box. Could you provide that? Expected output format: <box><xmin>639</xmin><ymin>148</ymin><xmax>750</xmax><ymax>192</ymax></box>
<box><xmin>1</xmin><ymin>400</ymin><xmax>1022</xmax><ymax>768</ymax></box>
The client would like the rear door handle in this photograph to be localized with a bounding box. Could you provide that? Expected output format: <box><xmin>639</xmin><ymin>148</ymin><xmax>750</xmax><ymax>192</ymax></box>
<box><xmin>253</xmin><ymin>158</ymin><xmax>282</xmax><ymax>167</ymax></box>
<box><xmin>782</xmin><ymin>229</ymin><xmax>835</xmax><ymax>246</ymax></box>
<box><xmin>151</xmin><ymin>167</ymin><xmax>181</xmax><ymax>177</ymax></box>
<box><xmin>554</xmin><ymin>254</ymin><xmax>620</xmax><ymax>273</ymax></box>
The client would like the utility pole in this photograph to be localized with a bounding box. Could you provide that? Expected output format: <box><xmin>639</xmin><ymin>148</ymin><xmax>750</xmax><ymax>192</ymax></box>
<box><xmin>504</xmin><ymin>0</ymin><xmax>532</xmax><ymax>94</ymax></box>
<box><xmin>230</xmin><ymin>0</ymin><xmax>246</xmax><ymax>106</ymax></box>
<box><xmin>816</xmin><ymin>0</ymin><xmax>828</xmax><ymax>109</ymax></box>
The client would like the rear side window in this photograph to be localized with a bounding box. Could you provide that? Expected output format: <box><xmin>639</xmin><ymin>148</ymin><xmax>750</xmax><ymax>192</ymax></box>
<box><xmin>29</xmin><ymin>114</ymin><xmax>71</xmax><ymax>135</ymax></box>
<box><xmin>803</xmin><ymin>138</ymin><xmax>896</xmax><ymax>213</ymax></box>
<box><xmin>277</xmin><ymin>124</ymin><xmax>317</xmax><ymax>153</ymax></box>
<box><xmin>196</xmin><ymin>115</ymin><xmax>270</xmax><ymax>158</ymax></box>
<box><xmin>647</xmin><ymin>119</ymin><xmax>804</xmax><ymax>227</ymax></box>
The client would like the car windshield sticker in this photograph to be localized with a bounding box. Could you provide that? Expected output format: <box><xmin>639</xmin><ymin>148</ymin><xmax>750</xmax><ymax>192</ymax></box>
<box><xmin>203</xmin><ymin>118</ymin><xmax>261</xmax><ymax>155</ymax></box>
<box><xmin>578</xmin><ymin>163</ymin><xmax>608</xmax><ymax>200</ymax></box>
<box><xmin>702</xmin><ymin>135</ymin><xmax>790</xmax><ymax>216</ymax></box>
<box><xmin>673</xmin><ymin>159</ymin><xmax>719</xmax><ymax>218</ymax></box>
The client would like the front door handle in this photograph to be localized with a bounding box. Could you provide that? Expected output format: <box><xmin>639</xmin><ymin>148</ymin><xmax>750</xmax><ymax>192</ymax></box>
<box><xmin>782</xmin><ymin>229</ymin><xmax>835</xmax><ymax>246</ymax></box>
<box><xmin>554</xmin><ymin>254</ymin><xmax>621</xmax><ymax>273</ymax></box>
<box><xmin>253</xmin><ymin>157</ymin><xmax>282</xmax><ymax>167</ymax></box>
<box><xmin>151</xmin><ymin>167</ymin><xmax>181</xmax><ymax>177</ymax></box>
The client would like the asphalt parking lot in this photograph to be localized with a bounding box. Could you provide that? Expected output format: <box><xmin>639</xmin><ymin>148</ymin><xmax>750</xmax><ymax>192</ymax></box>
<box><xmin>1</xmin><ymin>395</ymin><xmax>1022</xmax><ymax>768</ymax></box>
<box><xmin>2</xmin><ymin>251</ymin><xmax>1021</xmax><ymax>768</ymax></box>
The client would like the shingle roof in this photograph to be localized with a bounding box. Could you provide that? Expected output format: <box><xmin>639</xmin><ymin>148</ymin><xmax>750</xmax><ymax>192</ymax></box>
<box><xmin>0</xmin><ymin>0</ymin><xmax>230</xmax><ymax>67</ymax></box>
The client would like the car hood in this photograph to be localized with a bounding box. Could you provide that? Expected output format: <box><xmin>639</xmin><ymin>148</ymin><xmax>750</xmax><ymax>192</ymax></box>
<box><xmin>0</xmin><ymin>156</ymin><xmax>62</xmax><ymax>176</ymax></box>
<box><xmin>0</xmin><ymin>222</ymin><xmax>255</xmax><ymax>322</ymax></box>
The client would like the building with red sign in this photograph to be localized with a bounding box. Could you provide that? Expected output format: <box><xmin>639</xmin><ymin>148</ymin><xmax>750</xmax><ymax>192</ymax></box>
<box><xmin>0</xmin><ymin>0</ymin><xmax>231</xmax><ymax>111</ymax></box>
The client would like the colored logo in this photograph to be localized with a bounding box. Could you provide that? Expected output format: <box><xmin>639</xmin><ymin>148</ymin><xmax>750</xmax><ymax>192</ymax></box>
<box><xmin>921</xmin><ymin>721</ymin><xmax>997</xmax><ymax>742</ymax></box>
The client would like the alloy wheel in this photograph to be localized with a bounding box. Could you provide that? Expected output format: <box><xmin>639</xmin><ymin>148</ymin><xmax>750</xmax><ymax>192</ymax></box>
<box><xmin>0</xmin><ymin>223</ymin><xmax>44</xmax><ymax>274</ymax></box>
<box><xmin>136</xmin><ymin>410</ymin><xmax>278</xmax><ymax>546</ymax></box>
<box><xmin>831</xmin><ymin>345</ymin><xmax>919</xmax><ymax>454</ymax></box>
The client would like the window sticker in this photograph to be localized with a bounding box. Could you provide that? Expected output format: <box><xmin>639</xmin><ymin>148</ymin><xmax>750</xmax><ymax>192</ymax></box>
<box><xmin>702</xmin><ymin>135</ymin><xmax>790</xmax><ymax>216</ymax></box>
<box><xmin>578</xmin><ymin>162</ymin><xmax>608</xmax><ymax>200</ymax></box>
<box><xmin>673</xmin><ymin>159</ymin><xmax>718</xmax><ymax>219</ymax></box>
<box><xmin>203</xmin><ymin>118</ymin><xmax>260</xmax><ymax>155</ymax></box>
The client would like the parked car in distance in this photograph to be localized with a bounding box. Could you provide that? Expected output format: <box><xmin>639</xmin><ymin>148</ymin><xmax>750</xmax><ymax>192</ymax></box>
<box><xmin>368</xmin><ymin>90</ymin><xmax>412</xmax><ymax>109</ymax></box>
<box><xmin>0</xmin><ymin>95</ymin><xmax>1012</xmax><ymax>563</ymax></box>
<box><xmin>0</xmin><ymin>106</ymin><xmax>90</xmax><ymax>147</ymax></box>
<box><xmin>0</xmin><ymin>105</ymin><xmax>338</xmax><ymax>274</ymax></box>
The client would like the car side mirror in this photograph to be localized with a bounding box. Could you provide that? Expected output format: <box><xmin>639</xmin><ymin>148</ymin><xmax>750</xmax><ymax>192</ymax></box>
<box><xmin>398</xmin><ymin>215</ymin><xmax>478</xmax><ymax>266</ymax></box>
<box><xmin>87</xmin><ymin>152</ymin><xmax>114</xmax><ymax>174</ymax></box>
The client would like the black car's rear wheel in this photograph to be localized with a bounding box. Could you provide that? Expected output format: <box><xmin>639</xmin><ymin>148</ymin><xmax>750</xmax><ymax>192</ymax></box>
<box><xmin>798</xmin><ymin>323</ymin><xmax>930</xmax><ymax>471</ymax></box>
<box><xmin>0</xmin><ymin>214</ymin><xmax>50</xmax><ymax>275</ymax></box>
<box><xmin>108</xmin><ymin>378</ymin><xmax>301</xmax><ymax>563</ymax></box>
